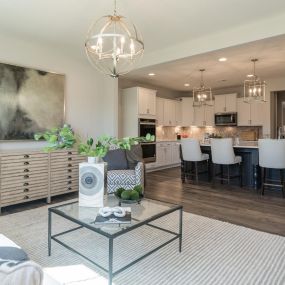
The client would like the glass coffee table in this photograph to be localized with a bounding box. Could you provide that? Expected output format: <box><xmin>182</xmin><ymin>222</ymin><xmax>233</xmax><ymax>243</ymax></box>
<box><xmin>48</xmin><ymin>195</ymin><xmax>183</xmax><ymax>285</ymax></box>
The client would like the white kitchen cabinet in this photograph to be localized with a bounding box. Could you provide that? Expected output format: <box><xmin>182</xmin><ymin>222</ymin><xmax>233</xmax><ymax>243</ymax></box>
<box><xmin>237</xmin><ymin>98</ymin><xmax>251</xmax><ymax>126</ymax></box>
<box><xmin>138</xmin><ymin>87</ymin><xmax>156</xmax><ymax>117</ymax></box>
<box><xmin>214</xmin><ymin>93</ymin><xmax>237</xmax><ymax>113</ymax></box>
<box><xmin>250</xmin><ymin>101</ymin><xmax>266</xmax><ymax>126</ymax></box>
<box><xmin>181</xmin><ymin>97</ymin><xmax>195</xmax><ymax>126</ymax></box>
<box><xmin>194</xmin><ymin>105</ymin><xmax>214</xmax><ymax>127</ymax></box>
<box><xmin>171</xmin><ymin>143</ymin><xmax>181</xmax><ymax>164</ymax></box>
<box><xmin>175</xmin><ymin>100</ymin><xmax>182</xmax><ymax>126</ymax></box>
<box><xmin>163</xmin><ymin>99</ymin><xmax>176</xmax><ymax>126</ymax></box>
<box><xmin>156</xmin><ymin>97</ymin><xmax>164</xmax><ymax>125</ymax></box>
<box><xmin>237</xmin><ymin>98</ymin><xmax>266</xmax><ymax>126</ymax></box>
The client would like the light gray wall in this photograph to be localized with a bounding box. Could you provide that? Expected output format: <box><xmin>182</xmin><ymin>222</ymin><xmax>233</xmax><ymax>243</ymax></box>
<box><xmin>0</xmin><ymin>34</ymin><xmax>118</xmax><ymax>150</ymax></box>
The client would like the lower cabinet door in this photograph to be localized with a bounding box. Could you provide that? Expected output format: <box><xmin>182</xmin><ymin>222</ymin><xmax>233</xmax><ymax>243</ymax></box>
<box><xmin>172</xmin><ymin>143</ymin><xmax>181</xmax><ymax>164</ymax></box>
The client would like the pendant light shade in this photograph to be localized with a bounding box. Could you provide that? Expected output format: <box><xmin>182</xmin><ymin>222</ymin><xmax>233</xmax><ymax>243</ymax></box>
<box><xmin>85</xmin><ymin>0</ymin><xmax>144</xmax><ymax>78</ymax></box>
<box><xmin>193</xmin><ymin>69</ymin><xmax>213</xmax><ymax>107</ymax></box>
<box><xmin>244</xmin><ymin>59</ymin><xmax>266</xmax><ymax>103</ymax></box>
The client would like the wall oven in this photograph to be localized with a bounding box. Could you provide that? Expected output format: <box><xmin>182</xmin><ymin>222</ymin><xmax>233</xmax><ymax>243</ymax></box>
<box><xmin>138</xmin><ymin>119</ymin><xmax>156</xmax><ymax>163</ymax></box>
<box><xmin>215</xmin><ymin>112</ymin><xmax>237</xmax><ymax>126</ymax></box>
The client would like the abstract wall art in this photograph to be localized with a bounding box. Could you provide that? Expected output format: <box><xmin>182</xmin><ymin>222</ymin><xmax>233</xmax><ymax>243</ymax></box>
<box><xmin>0</xmin><ymin>62</ymin><xmax>65</xmax><ymax>140</ymax></box>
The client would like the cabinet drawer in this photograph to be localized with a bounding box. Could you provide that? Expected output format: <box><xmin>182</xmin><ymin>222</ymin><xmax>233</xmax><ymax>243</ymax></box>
<box><xmin>50</xmin><ymin>150</ymin><xmax>85</xmax><ymax>157</ymax></box>
<box><xmin>1</xmin><ymin>159</ymin><xmax>47</xmax><ymax>169</ymax></box>
<box><xmin>51</xmin><ymin>177</ymin><xmax>78</xmax><ymax>187</ymax></box>
<box><xmin>51</xmin><ymin>158</ymin><xmax>85</xmax><ymax>168</ymax></box>
<box><xmin>1</xmin><ymin>153</ymin><xmax>48</xmax><ymax>163</ymax></box>
<box><xmin>51</xmin><ymin>173</ymin><xmax>78</xmax><ymax>182</ymax></box>
<box><xmin>1</xmin><ymin>185</ymin><xmax>48</xmax><ymax>199</ymax></box>
<box><xmin>1</xmin><ymin>165</ymin><xmax>48</xmax><ymax>177</ymax></box>
<box><xmin>50</xmin><ymin>166</ymin><xmax>79</xmax><ymax>177</ymax></box>
<box><xmin>1</xmin><ymin>172</ymin><xmax>48</xmax><ymax>187</ymax></box>
<box><xmin>50</xmin><ymin>184</ymin><xmax>78</xmax><ymax>196</ymax></box>
<box><xmin>1</xmin><ymin>191</ymin><xmax>48</xmax><ymax>206</ymax></box>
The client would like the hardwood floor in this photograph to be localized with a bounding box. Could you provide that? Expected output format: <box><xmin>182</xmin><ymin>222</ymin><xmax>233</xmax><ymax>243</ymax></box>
<box><xmin>145</xmin><ymin>167</ymin><xmax>285</xmax><ymax>236</ymax></box>
<box><xmin>1</xmin><ymin>167</ymin><xmax>285</xmax><ymax>236</ymax></box>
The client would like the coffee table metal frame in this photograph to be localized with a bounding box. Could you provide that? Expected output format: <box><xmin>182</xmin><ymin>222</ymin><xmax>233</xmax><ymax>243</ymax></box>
<box><xmin>48</xmin><ymin>200</ymin><xmax>183</xmax><ymax>285</ymax></box>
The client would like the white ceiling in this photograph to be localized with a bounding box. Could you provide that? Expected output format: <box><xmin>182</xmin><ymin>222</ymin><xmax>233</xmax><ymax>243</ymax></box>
<box><xmin>122</xmin><ymin>35</ymin><xmax>285</xmax><ymax>91</ymax></box>
<box><xmin>0</xmin><ymin>0</ymin><xmax>285</xmax><ymax>60</ymax></box>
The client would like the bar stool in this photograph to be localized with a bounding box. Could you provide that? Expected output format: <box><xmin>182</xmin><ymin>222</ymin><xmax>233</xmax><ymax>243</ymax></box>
<box><xmin>211</xmin><ymin>138</ymin><xmax>243</xmax><ymax>187</ymax></box>
<box><xmin>258</xmin><ymin>139</ymin><xmax>285</xmax><ymax>198</ymax></box>
<box><xmin>180</xmin><ymin>138</ymin><xmax>210</xmax><ymax>183</ymax></box>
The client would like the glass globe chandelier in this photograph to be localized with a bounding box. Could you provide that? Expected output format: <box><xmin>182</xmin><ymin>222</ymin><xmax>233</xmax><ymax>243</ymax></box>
<box><xmin>244</xmin><ymin>59</ymin><xmax>266</xmax><ymax>103</ymax></box>
<box><xmin>193</xmin><ymin>69</ymin><xmax>213</xmax><ymax>107</ymax></box>
<box><xmin>85</xmin><ymin>0</ymin><xmax>144</xmax><ymax>78</ymax></box>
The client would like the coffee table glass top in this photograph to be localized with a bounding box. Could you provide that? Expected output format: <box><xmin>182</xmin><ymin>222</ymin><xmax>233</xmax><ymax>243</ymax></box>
<box><xmin>50</xmin><ymin>195</ymin><xmax>181</xmax><ymax>236</ymax></box>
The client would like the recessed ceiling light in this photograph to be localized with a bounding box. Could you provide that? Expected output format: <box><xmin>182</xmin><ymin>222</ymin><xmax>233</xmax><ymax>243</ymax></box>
<box><xmin>247</xmin><ymin>74</ymin><xmax>254</xmax><ymax>78</ymax></box>
<box><xmin>184</xmin><ymin>83</ymin><xmax>190</xmax><ymax>87</ymax></box>
<box><xmin>148</xmin><ymin>73</ymin><xmax>155</xmax><ymax>76</ymax></box>
<box><xmin>218</xmin><ymin>57</ymin><xmax>227</xmax><ymax>62</ymax></box>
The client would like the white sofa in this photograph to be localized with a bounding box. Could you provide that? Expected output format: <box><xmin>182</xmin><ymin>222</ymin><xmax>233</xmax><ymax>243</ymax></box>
<box><xmin>0</xmin><ymin>234</ymin><xmax>100</xmax><ymax>285</ymax></box>
<box><xmin>0</xmin><ymin>234</ymin><xmax>43</xmax><ymax>285</ymax></box>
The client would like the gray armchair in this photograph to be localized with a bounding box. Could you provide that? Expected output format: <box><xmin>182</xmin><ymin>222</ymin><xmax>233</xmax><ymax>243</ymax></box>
<box><xmin>103</xmin><ymin>145</ymin><xmax>144</xmax><ymax>194</ymax></box>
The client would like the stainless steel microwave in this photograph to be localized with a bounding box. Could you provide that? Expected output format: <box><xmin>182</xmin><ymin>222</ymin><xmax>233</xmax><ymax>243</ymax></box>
<box><xmin>215</xmin><ymin>112</ymin><xmax>237</xmax><ymax>126</ymax></box>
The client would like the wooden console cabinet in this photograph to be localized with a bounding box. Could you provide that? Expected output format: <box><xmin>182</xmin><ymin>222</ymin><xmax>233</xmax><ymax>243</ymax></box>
<box><xmin>0</xmin><ymin>149</ymin><xmax>86</xmax><ymax>213</ymax></box>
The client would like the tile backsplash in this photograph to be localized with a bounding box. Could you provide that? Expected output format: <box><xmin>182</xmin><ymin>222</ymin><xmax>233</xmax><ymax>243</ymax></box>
<box><xmin>156</xmin><ymin>126</ymin><xmax>263</xmax><ymax>141</ymax></box>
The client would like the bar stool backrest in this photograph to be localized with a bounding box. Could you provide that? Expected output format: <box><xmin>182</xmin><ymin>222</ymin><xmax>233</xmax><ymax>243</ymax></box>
<box><xmin>181</xmin><ymin>138</ymin><xmax>203</xmax><ymax>162</ymax></box>
<box><xmin>211</xmin><ymin>138</ymin><xmax>236</xmax><ymax>165</ymax></box>
<box><xmin>258</xmin><ymin>139</ymin><xmax>285</xmax><ymax>169</ymax></box>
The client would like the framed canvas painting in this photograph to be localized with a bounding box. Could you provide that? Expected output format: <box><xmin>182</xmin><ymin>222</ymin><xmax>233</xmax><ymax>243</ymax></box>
<box><xmin>0</xmin><ymin>62</ymin><xmax>65</xmax><ymax>140</ymax></box>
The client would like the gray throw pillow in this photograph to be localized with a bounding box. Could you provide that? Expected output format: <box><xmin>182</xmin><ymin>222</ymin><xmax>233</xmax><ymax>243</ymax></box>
<box><xmin>126</xmin><ymin>145</ymin><xmax>143</xmax><ymax>169</ymax></box>
<box><xmin>103</xmin><ymin>149</ymin><xmax>128</xmax><ymax>170</ymax></box>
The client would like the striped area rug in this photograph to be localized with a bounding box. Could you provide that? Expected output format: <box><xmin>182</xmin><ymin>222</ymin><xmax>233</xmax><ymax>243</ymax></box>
<box><xmin>0</xmin><ymin>200</ymin><xmax>285</xmax><ymax>285</ymax></box>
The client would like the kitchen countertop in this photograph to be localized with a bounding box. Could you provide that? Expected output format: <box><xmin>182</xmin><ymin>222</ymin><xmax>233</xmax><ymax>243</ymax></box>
<box><xmin>156</xmin><ymin>140</ymin><xmax>258</xmax><ymax>148</ymax></box>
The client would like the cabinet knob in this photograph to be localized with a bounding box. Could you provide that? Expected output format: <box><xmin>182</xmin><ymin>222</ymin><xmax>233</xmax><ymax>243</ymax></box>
<box><xmin>23</xmin><ymin>195</ymin><xmax>29</xmax><ymax>200</ymax></box>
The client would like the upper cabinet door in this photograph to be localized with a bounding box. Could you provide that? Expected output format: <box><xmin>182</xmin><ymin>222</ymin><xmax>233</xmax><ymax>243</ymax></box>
<box><xmin>214</xmin><ymin>95</ymin><xmax>226</xmax><ymax>113</ymax></box>
<box><xmin>156</xmin><ymin>97</ymin><xmax>164</xmax><ymax>125</ymax></box>
<box><xmin>214</xmin><ymin>94</ymin><xmax>237</xmax><ymax>113</ymax></box>
<box><xmin>194</xmin><ymin>106</ymin><xmax>205</xmax><ymax>127</ymax></box>
<box><xmin>237</xmin><ymin>98</ymin><xmax>251</xmax><ymax>126</ymax></box>
<box><xmin>175</xmin><ymin>101</ymin><xmax>182</xmax><ymax>126</ymax></box>
<box><xmin>225</xmin><ymin>94</ymin><xmax>237</xmax><ymax>113</ymax></box>
<box><xmin>138</xmin><ymin>88</ymin><xmax>156</xmax><ymax>117</ymax></box>
<box><xmin>163</xmin><ymin>99</ymin><xmax>176</xmax><ymax>126</ymax></box>
<box><xmin>250</xmin><ymin>101</ymin><xmax>265</xmax><ymax>126</ymax></box>
<box><xmin>205</xmin><ymin>105</ymin><xmax>214</xmax><ymax>126</ymax></box>
<box><xmin>181</xmin><ymin>97</ymin><xmax>194</xmax><ymax>126</ymax></box>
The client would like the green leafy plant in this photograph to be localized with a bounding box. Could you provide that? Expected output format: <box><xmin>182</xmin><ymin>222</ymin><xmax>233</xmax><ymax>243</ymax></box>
<box><xmin>34</xmin><ymin>124</ymin><xmax>76</xmax><ymax>152</ymax></box>
<box><xmin>78</xmin><ymin>134</ymin><xmax>155</xmax><ymax>158</ymax></box>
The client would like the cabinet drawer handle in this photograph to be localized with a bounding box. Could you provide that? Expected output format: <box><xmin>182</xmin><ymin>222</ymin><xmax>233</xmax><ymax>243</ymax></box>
<box><xmin>68</xmin><ymin>151</ymin><xmax>73</xmax><ymax>155</ymax></box>
<box><xmin>24</xmin><ymin>162</ymin><xmax>29</xmax><ymax>165</ymax></box>
<box><xmin>67</xmin><ymin>175</ymin><xmax>72</xmax><ymax>179</ymax></box>
<box><xmin>24</xmin><ymin>155</ymin><xmax>30</xmax><ymax>159</ymax></box>
<box><xmin>68</xmin><ymin>181</ymin><xmax>72</xmax><ymax>184</ymax></box>
<box><xmin>24</xmin><ymin>175</ymin><xmax>29</xmax><ymax>179</ymax></box>
<box><xmin>68</xmin><ymin>163</ymin><xmax>72</xmax><ymax>167</ymax></box>
<box><xmin>68</xmin><ymin>157</ymin><xmax>72</xmax><ymax>161</ymax></box>
<box><xmin>68</xmin><ymin>187</ymin><xmax>72</xmax><ymax>191</ymax></box>
<box><xmin>24</xmin><ymin>169</ymin><xmax>30</xmax><ymax>173</ymax></box>
<box><xmin>24</xmin><ymin>195</ymin><xmax>29</xmax><ymax>200</ymax></box>
<box><xmin>23</xmin><ymin>188</ymin><xmax>29</xmax><ymax>193</ymax></box>
<box><xmin>23</xmin><ymin>182</ymin><xmax>29</xmax><ymax>186</ymax></box>
<box><xmin>68</xmin><ymin>169</ymin><xmax>72</xmax><ymax>173</ymax></box>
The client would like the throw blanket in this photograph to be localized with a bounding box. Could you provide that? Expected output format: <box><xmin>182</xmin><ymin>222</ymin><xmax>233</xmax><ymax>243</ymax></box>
<box><xmin>0</xmin><ymin>234</ymin><xmax>43</xmax><ymax>285</ymax></box>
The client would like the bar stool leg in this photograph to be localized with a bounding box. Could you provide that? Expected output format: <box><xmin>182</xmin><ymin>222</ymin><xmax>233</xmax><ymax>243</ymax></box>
<box><xmin>261</xmin><ymin>167</ymin><xmax>266</xmax><ymax>196</ymax></box>
<box><xmin>280</xmin><ymin>169</ymin><xmax>285</xmax><ymax>198</ymax></box>
<box><xmin>227</xmin><ymin>165</ymin><xmax>230</xmax><ymax>184</ymax></box>
<box><xmin>207</xmin><ymin>160</ymin><xmax>211</xmax><ymax>182</ymax></box>
<box><xmin>195</xmin><ymin>161</ymin><xmax>199</xmax><ymax>184</ymax></box>
<box><xmin>239</xmin><ymin>162</ymin><xmax>243</xmax><ymax>188</ymax></box>
<box><xmin>181</xmin><ymin>161</ymin><xmax>186</xmax><ymax>183</ymax></box>
<box><xmin>221</xmin><ymin>165</ymin><xmax>224</xmax><ymax>184</ymax></box>
<box><xmin>212</xmin><ymin>163</ymin><xmax>216</xmax><ymax>187</ymax></box>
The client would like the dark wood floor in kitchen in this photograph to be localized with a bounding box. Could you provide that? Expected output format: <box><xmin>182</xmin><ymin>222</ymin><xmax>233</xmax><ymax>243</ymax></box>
<box><xmin>144</xmin><ymin>167</ymin><xmax>285</xmax><ymax>237</ymax></box>
<box><xmin>1</xmin><ymin>167</ymin><xmax>285</xmax><ymax>236</ymax></box>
